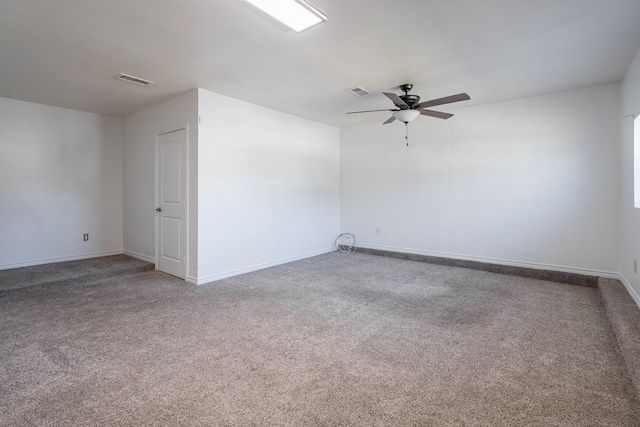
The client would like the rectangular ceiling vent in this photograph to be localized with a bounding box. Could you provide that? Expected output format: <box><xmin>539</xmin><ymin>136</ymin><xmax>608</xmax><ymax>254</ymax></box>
<box><xmin>346</xmin><ymin>87</ymin><xmax>370</xmax><ymax>96</ymax></box>
<box><xmin>116</xmin><ymin>73</ymin><xmax>154</xmax><ymax>86</ymax></box>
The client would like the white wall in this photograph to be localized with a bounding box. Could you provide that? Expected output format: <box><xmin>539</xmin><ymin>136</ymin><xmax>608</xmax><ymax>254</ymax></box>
<box><xmin>620</xmin><ymin>45</ymin><xmax>640</xmax><ymax>304</ymax></box>
<box><xmin>2</xmin><ymin>80</ymin><xmax>623</xmax><ymax>283</ymax></box>
<box><xmin>196</xmin><ymin>89</ymin><xmax>340</xmax><ymax>283</ymax></box>
<box><xmin>341</xmin><ymin>84</ymin><xmax>620</xmax><ymax>275</ymax></box>
<box><xmin>0</xmin><ymin>97</ymin><xmax>123</xmax><ymax>269</ymax></box>
<box><xmin>122</xmin><ymin>90</ymin><xmax>198</xmax><ymax>276</ymax></box>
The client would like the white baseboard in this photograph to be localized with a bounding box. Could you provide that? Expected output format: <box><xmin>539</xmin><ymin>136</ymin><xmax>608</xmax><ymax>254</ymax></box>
<box><xmin>618</xmin><ymin>274</ymin><xmax>640</xmax><ymax>309</ymax></box>
<box><xmin>123</xmin><ymin>250</ymin><xmax>156</xmax><ymax>264</ymax></box>
<box><xmin>357</xmin><ymin>243</ymin><xmax>620</xmax><ymax>278</ymax></box>
<box><xmin>0</xmin><ymin>250</ymin><xmax>124</xmax><ymax>271</ymax></box>
<box><xmin>192</xmin><ymin>247</ymin><xmax>335</xmax><ymax>285</ymax></box>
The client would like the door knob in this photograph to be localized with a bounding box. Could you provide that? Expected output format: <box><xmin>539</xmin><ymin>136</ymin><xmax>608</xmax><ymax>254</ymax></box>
<box><xmin>155</xmin><ymin>207</ymin><xmax>162</xmax><ymax>212</ymax></box>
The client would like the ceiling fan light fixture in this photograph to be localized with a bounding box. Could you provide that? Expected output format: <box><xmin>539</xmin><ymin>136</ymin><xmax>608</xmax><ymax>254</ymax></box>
<box><xmin>243</xmin><ymin>0</ymin><xmax>327</xmax><ymax>32</ymax></box>
<box><xmin>393</xmin><ymin>109</ymin><xmax>420</xmax><ymax>123</ymax></box>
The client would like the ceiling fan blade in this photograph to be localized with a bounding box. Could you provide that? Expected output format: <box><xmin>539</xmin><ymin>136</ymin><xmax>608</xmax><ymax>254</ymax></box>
<box><xmin>419</xmin><ymin>109</ymin><xmax>454</xmax><ymax>120</ymax></box>
<box><xmin>382</xmin><ymin>116</ymin><xmax>396</xmax><ymax>124</ymax></box>
<box><xmin>383</xmin><ymin>92</ymin><xmax>409</xmax><ymax>109</ymax></box>
<box><xmin>416</xmin><ymin>93</ymin><xmax>470</xmax><ymax>109</ymax></box>
<box><xmin>346</xmin><ymin>108</ymin><xmax>394</xmax><ymax>114</ymax></box>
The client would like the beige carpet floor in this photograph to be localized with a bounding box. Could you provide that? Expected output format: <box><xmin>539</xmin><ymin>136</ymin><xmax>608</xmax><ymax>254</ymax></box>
<box><xmin>1</xmin><ymin>253</ymin><xmax>638</xmax><ymax>426</ymax></box>
<box><xmin>0</xmin><ymin>255</ymin><xmax>153</xmax><ymax>297</ymax></box>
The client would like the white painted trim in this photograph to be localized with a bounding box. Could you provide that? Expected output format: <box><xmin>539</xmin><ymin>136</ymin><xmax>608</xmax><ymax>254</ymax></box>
<box><xmin>193</xmin><ymin>247</ymin><xmax>335</xmax><ymax>285</ymax></box>
<box><xmin>618</xmin><ymin>274</ymin><xmax>640</xmax><ymax>309</ymax></box>
<box><xmin>123</xmin><ymin>250</ymin><xmax>156</xmax><ymax>265</ymax></box>
<box><xmin>357</xmin><ymin>243</ymin><xmax>619</xmax><ymax>278</ymax></box>
<box><xmin>0</xmin><ymin>250</ymin><xmax>124</xmax><ymax>271</ymax></box>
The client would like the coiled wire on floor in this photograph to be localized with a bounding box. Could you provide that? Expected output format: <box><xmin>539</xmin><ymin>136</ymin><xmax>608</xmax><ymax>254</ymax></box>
<box><xmin>335</xmin><ymin>233</ymin><xmax>357</xmax><ymax>254</ymax></box>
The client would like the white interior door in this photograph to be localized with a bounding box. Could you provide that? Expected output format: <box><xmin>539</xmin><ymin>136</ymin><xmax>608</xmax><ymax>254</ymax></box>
<box><xmin>156</xmin><ymin>128</ymin><xmax>186</xmax><ymax>278</ymax></box>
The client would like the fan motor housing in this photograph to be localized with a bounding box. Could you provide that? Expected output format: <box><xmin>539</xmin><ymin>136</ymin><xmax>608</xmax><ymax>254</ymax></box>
<box><xmin>399</xmin><ymin>94</ymin><xmax>420</xmax><ymax>108</ymax></box>
<box><xmin>399</xmin><ymin>84</ymin><xmax>420</xmax><ymax>108</ymax></box>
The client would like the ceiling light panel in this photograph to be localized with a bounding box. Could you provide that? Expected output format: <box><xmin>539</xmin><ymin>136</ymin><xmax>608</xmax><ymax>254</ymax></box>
<box><xmin>243</xmin><ymin>0</ymin><xmax>327</xmax><ymax>32</ymax></box>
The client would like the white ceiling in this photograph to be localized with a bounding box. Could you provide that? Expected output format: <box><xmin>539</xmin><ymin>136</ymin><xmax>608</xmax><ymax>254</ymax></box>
<box><xmin>1</xmin><ymin>0</ymin><xmax>640</xmax><ymax>127</ymax></box>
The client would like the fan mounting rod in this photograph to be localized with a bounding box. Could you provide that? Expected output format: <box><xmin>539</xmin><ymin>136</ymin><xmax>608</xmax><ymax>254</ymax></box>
<box><xmin>398</xmin><ymin>83</ymin><xmax>420</xmax><ymax>108</ymax></box>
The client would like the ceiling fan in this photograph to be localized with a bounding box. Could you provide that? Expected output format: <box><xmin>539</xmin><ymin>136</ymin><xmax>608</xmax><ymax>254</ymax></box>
<box><xmin>346</xmin><ymin>84</ymin><xmax>470</xmax><ymax>125</ymax></box>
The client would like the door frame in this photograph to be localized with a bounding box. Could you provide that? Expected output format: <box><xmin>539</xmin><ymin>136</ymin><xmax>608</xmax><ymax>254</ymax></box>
<box><xmin>155</xmin><ymin>123</ymin><xmax>190</xmax><ymax>280</ymax></box>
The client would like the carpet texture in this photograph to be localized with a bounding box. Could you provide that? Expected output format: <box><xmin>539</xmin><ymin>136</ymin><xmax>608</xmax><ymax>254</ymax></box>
<box><xmin>1</xmin><ymin>253</ymin><xmax>638</xmax><ymax>426</ymax></box>
<box><xmin>0</xmin><ymin>255</ymin><xmax>154</xmax><ymax>298</ymax></box>
<box><xmin>599</xmin><ymin>277</ymin><xmax>640</xmax><ymax>397</ymax></box>
<box><xmin>357</xmin><ymin>247</ymin><xmax>598</xmax><ymax>287</ymax></box>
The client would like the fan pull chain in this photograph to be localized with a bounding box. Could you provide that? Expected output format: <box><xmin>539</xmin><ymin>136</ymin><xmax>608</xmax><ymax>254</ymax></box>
<box><xmin>405</xmin><ymin>122</ymin><xmax>409</xmax><ymax>147</ymax></box>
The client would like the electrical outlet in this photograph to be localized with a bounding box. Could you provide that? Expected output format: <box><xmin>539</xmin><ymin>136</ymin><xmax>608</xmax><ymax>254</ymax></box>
<box><xmin>635</xmin><ymin>260</ymin><xmax>638</xmax><ymax>274</ymax></box>
<box><xmin>83</xmin><ymin>233</ymin><xmax>89</xmax><ymax>242</ymax></box>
